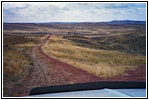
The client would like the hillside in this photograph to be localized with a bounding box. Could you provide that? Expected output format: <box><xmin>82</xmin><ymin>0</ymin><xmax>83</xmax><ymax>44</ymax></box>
<box><xmin>3</xmin><ymin>21</ymin><xmax>146</xmax><ymax>96</ymax></box>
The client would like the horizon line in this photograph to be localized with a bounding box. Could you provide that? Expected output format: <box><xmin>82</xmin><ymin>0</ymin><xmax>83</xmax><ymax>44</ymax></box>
<box><xmin>3</xmin><ymin>20</ymin><xmax>146</xmax><ymax>24</ymax></box>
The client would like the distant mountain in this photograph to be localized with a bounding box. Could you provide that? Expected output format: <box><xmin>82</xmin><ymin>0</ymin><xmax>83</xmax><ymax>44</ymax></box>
<box><xmin>108</xmin><ymin>20</ymin><xmax>146</xmax><ymax>24</ymax></box>
<box><xmin>4</xmin><ymin>20</ymin><xmax>146</xmax><ymax>25</ymax></box>
<box><xmin>37</xmin><ymin>20</ymin><xmax>146</xmax><ymax>24</ymax></box>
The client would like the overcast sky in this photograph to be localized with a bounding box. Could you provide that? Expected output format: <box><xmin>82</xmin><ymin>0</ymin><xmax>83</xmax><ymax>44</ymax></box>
<box><xmin>3</xmin><ymin>2</ymin><xmax>146</xmax><ymax>23</ymax></box>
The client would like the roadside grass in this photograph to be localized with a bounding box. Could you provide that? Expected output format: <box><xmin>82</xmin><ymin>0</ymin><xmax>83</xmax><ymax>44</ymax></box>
<box><xmin>42</xmin><ymin>36</ymin><xmax>146</xmax><ymax>78</ymax></box>
<box><xmin>4</xmin><ymin>36</ymin><xmax>28</xmax><ymax>77</ymax></box>
<box><xmin>3</xmin><ymin>35</ymin><xmax>41</xmax><ymax>96</ymax></box>
<box><xmin>3</xmin><ymin>50</ymin><xmax>29</xmax><ymax>77</ymax></box>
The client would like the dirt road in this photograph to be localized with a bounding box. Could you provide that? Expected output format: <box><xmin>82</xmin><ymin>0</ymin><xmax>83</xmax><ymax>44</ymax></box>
<box><xmin>9</xmin><ymin>36</ymin><xmax>100</xmax><ymax>96</ymax></box>
<box><xmin>9</xmin><ymin>35</ymin><xmax>146</xmax><ymax>97</ymax></box>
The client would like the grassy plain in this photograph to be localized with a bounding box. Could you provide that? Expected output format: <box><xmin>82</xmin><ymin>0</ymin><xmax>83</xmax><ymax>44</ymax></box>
<box><xmin>3</xmin><ymin>22</ymin><xmax>146</xmax><ymax>96</ymax></box>
<box><xmin>42</xmin><ymin>36</ymin><xmax>145</xmax><ymax>78</ymax></box>
<box><xmin>3</xmin><ymin>35</ymin><xmax>41</xmax><ymax>96</ymax></box>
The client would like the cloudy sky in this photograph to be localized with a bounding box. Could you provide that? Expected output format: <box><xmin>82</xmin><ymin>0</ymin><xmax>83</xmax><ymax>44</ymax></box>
<box><xmin>3</xmin><ymin>2</ymin><xmax>146</xmax><ymax>23</ymax></box>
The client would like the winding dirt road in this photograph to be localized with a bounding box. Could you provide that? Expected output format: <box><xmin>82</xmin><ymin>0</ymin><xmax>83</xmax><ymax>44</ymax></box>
<box><xmin>9</xmin><ymin>35</ymin><xmax>146</xmax><ymax>97</ymax></box>
<box><xmin>9</xmin><ymin>36</ymin><xmax>100</xmax><ymax>96</ymax></box>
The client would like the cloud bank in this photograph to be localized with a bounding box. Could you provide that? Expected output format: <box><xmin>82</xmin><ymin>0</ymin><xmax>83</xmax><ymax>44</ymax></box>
<box><xmin>3</xmin><ymin>2</ymin><xmax>146</xmax><ymax>23</ymax></box>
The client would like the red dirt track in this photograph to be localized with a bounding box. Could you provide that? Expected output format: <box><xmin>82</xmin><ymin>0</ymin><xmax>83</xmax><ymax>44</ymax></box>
<box><xmin>9</xmin><ymin>36</ymin><xmax>146</xmax><ymax>97</ymax></box>
<box><xmin>38</xmin><ymin>36</ymin><xmax>100</xmax><ymax>83</ymax></box>
<box><xmin>39</xmin><ymin>36</ymin><xmax>146</xmax><ymax>82</ymax></box>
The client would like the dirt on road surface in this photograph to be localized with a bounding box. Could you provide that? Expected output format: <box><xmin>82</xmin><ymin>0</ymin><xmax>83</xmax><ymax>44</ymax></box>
<box><xmin>8</xmin><ymin>36</ymin><xmax>146</xmax><ymax>97</ymax></box>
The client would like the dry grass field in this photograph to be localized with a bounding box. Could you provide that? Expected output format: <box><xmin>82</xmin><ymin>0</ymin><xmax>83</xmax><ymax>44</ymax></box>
<box><xmin>3</xmin><ymin>35</ymin><xmax>41</xmax><ymax>96</ymax></box>
<box><xmin>42</xmin><ymin>36</ymin><xmax>145</xmax><ymax>78</ymax></box>
<box><xmin>3</xmin><ymin>21</ymin><xmax>146</xmax><ymax>96</ymax></box>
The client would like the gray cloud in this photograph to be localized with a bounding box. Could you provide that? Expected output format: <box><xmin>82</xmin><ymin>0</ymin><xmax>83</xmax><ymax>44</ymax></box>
<box><xmin>3</xmin><ymin>3</ymin><xmax>146</xmax><ymax>23</ymax></box>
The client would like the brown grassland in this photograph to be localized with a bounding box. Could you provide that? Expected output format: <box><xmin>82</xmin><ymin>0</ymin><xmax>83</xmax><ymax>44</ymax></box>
<box><xmin>42</xmin><ymin>36</ymin><xmax>145</xmax><ymax>78</ymax></box>
<box><xmin>3</xmin><ymin>22</ymin><xmax>146</xmax><ymax>96</ymax></box>
<box><xmin>3</xmin><ymin>35</ymin><xmax>41</xmax><ymax>96</ymax></box>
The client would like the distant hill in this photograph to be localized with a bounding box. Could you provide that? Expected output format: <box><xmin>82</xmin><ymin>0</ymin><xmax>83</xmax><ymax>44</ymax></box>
<box><xmin>108</xmin><ymin>20</ymin><xmax>146</xmax><ymax>24</ymax></box>
<box><xmin>43</xmin><ymin>20</ymin><xmax>146</xmax><ymax>24</ymax></box>
<box><xmin>4</xmin><ymin>20</ymin><xmax>146</xmax><ymax>25</ymax></box>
